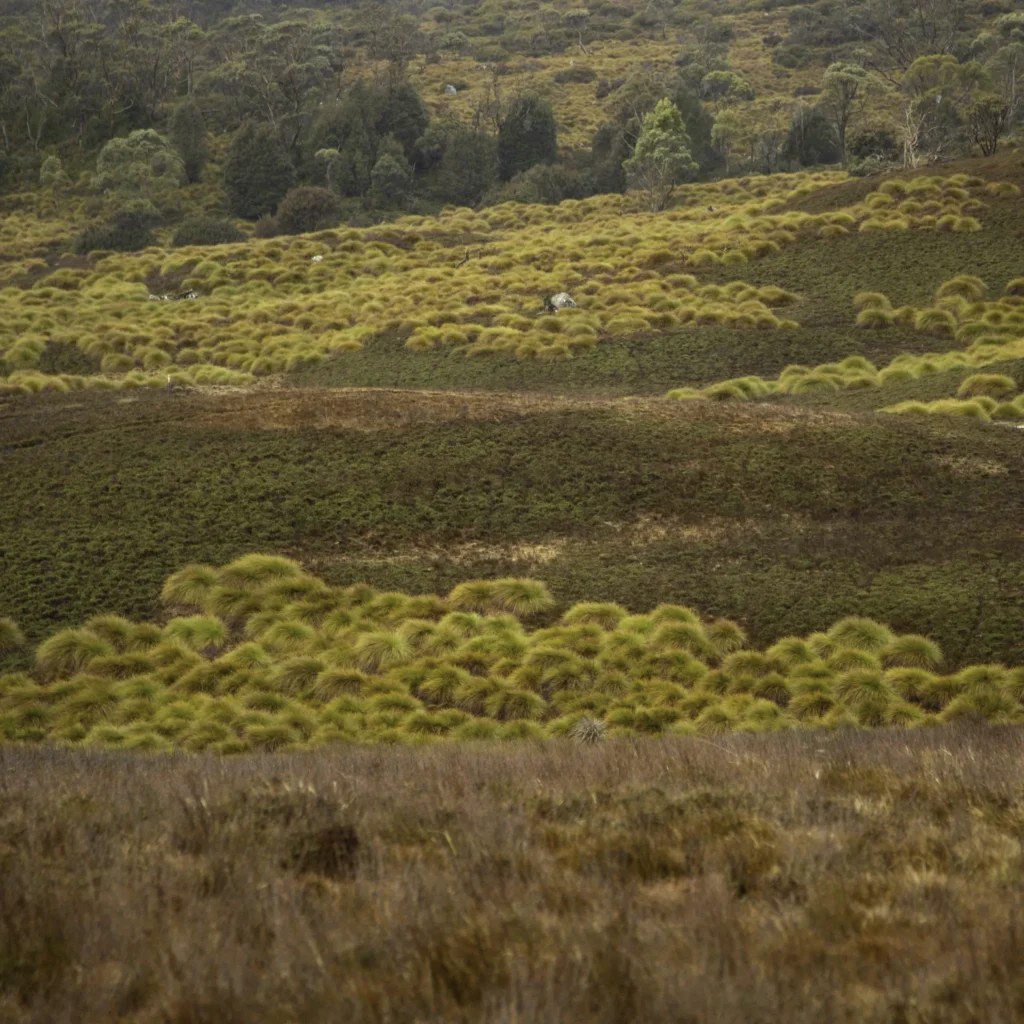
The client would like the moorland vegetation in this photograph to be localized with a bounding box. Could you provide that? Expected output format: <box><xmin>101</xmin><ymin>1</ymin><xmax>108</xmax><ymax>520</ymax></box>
<box><xmin>2</xmin><ymin>169</ymin><xmax>1021</xmax><ymax>399</ymax></box>
<box><xmin>4</xmin><ymin>384</ymin><xmax>1024</xmax><ymax>674</ymax></box>
<box><xmin>4</xmin><ymin>730</ymin><xmax>1024</xmax><ymax>1021</ymax></box>
<box><xmin>2</xmin><ymin>554</ymin><xmax>1023</xmax><ymax>751</ymax></box>
<box><xmin>0</xmin><ymin>0</ymin><xmax>1023</xmax><ymax>753</ymax></box>
<box><xmin>3</xmin><ymin>0</ymin><xmax>1024</xmax><ymax>1014</ymax></box>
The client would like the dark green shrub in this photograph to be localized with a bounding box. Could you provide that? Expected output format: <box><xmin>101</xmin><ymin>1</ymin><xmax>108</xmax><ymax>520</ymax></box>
<box><xmin>553</xmin><ymin>66</ymin><xmax>598</xmax><ymax>84</ymax></box>
<box><xmin>274</xmin><ymin>187</ymin><xmax>343</xmax><ymax>235</ymax></box>
<box><xmin>587</xmin><ymin>123</ymin><xmax>629</xmax><ymax>194</ymax></box>
<box><xmin>784</xmin><ymin>106</ymin><xmax>839</xmax><ymax>166</ymax></box>
<box><xmin>485</xmin><ymin>161</ymin><xmax>592</xmax><ymax>206</ymax></box>
<box><xmin>847</xmin><ymin>121</ymin><xmax>900</xmax><ymax>163</ymax></box>
<box><xmin>369</xmin><ymin>136</ymin><xmax>414</xmax><ymax>209</ymax></box>
<box><xmin>498</xmin><ymin>95</ymin><xmax>558</xmax><ymax>181</ymax></box>
<box><xmin>432</xmin><ymin>128</ymin><xmax>498</xmax><ymax>207</ymax></box>
<box><xmin>772</xmin><ymin>44</ymin><xmax>813</xmax><ymax>69</ymax></box>
<box><xmin>73</xmin><ymin>211</ymin><xmax>154</xmax><ymax>254</ymax></box>
<box><xmin>172</xmin><ymin>217</ymin><xmax>245</xmax><ymax>247</ymax></box>
<box><xmin>595</xmin><ymin>77</ymin><xmax>626</xmax><ymax>101</ymax></box>
<box><xmin>37</xmin><ymin>341</ymin><xmax>101</xmax><ymax>376</ymax></box>
<box><xmin>169</xmin><ymin>100</ymin><xmax>209</xmax><ymax>184</ymax></box>
<box><xmin>224</xmin><ymin>122</ymin><xmax>296</xmax><ymax>220</ymax></box>
<box><xmin>253</xmin><ymin>215</ymin><xmax>280</xmax><ymax>239</ymax></box>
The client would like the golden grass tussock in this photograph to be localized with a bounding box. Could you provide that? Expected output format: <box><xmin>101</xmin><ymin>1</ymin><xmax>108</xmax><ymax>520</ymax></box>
<box><xmin>856</xmin><ymin>308</ymin><xmax>895</xmax><ymax>329</ymax></box>
<box><xmin>665</xmin><ymin>262</ymin><xmax>1024</xmax><ymax>419</ymax></box>
<box><xmin>956</xmin><ymin>373</ymin><xmax>1018</xmax><ymax>399</ymax></box>
<box><xmin>5</xmin><ymin>558</ymin><xmax>1024</xmax><ymax>753</ymax></box>
<box><xmin>0</xmin><ymin>169</ymin><xmax>999</xmax><ymax>392</ymax></box>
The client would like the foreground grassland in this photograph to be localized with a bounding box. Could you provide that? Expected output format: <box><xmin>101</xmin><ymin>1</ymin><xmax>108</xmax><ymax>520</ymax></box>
<box><xmin>2</xmin><ymin>554</ymin><xmax>1023</xmax><ymax>751</ymax></box>
<box><xmin>3</xmin><ymin>730</ymin><xmax>1024</xmax><ymax>1020</ymax></box>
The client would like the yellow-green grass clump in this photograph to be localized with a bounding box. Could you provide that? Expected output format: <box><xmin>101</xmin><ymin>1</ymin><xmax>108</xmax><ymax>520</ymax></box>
<box><xmin>667</xmin><ymin>265</ymin><xmax>1024</xmax><ymax>417</ymax></box>
<box><xmin>884</xmin><ymin>395</ymin><xmax>1024</xmax><ymax>422</ymax></box>
<box><xmin>956</xmin><ymin>373</ymin><xmax>1018</xmax><ymax>399</ymax></box>
<box><xmin>8</xmin><ymin>169</ymin><xmax>1003</xmax><ymax>395</ymax></box>
<box><xmin>3</xmin><ymin>558</ymin><xmax>1024</xmax><ymax>751</ymax></box>
<box><xmin>0</xmin><ymin>618</ymin><xmax>25</xmax><ymax>656</ymax></box>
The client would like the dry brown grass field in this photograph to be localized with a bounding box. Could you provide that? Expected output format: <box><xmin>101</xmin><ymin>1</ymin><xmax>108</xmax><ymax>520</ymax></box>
<box><xmin>4</xmin><ymin>727</ymin><xmax>1024</xmax><ymax>1022</ymax></box>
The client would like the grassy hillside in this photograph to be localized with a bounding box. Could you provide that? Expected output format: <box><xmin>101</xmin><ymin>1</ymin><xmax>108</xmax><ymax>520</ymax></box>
<box><xmin>3</xmin><ymin>385</ymin><xmax>1023</xmax><ymax>668</ymax></box>
<box><xmin>0</xmin><ymin>0</ymin><xmax>871</xmax><ymax>167</ymax></box>
<box><xmin>4</xmin><ymin>160</ymin><xmax>1023</xmax><ymax>402</ymax></box>
<box><xmin>291</xmin><ymin>154</ymin><xmax>1024</xmax><ymax>395</ymax></box>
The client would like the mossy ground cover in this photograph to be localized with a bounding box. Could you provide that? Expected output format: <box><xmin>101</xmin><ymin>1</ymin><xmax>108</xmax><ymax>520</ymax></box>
<box><xmin>2</xmin><ymin>389</ymin><xmax>1023</xmax><ymax>669</ymax></box>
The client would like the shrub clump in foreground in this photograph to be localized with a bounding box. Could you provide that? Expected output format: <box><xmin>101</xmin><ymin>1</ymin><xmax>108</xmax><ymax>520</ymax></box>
<box><xmin>3</xmin><ymin>556</ymin><xmax>1023</xmax><ymax>752</ymax></box>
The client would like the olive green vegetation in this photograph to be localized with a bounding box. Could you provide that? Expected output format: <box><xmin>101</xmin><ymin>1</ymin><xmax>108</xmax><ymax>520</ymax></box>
<box><xmin>778</xmin><ymin>358</ymin><xmax>1024</xmax><ymax>412</ymax></box>
<box><xmin>3</xmin><ymin>554</ymin><xmax>1023</xmax><ymax>752</ymax></box>
<box><xmin>292</xmin><ymin>156</ymin><xmax>1024</xmax><ymax>396</ymax></box>
<box><xmin>2</xmin><ymin>390</ymin><xmax>1023</xmax><ymax>671</ymax></box>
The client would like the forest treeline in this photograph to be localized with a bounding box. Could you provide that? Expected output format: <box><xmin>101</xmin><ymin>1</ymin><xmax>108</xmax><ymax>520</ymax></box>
<box><xmin>0</xmin><ymin>0</ymin><xmax>1021</xmax><ymax>241</ymax></box>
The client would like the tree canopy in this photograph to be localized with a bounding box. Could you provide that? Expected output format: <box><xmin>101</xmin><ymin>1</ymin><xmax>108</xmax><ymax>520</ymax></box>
<box><xmin>623</xmin><ymin>98</ymin><xmax>696</xmax><ymax>211</ymax></box>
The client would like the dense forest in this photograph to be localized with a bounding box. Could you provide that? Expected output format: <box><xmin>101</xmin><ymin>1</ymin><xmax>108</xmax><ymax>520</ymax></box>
<box><xmin>0</xmin><ymin>0</ymin><xmax>1020</xmax><ymax>241</ymax></box>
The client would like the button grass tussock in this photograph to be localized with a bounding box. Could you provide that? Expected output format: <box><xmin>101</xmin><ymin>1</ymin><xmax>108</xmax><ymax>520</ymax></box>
<box><xmin>4</xmin><ymin>170</ymin><xmax>1016</xmax><ymax>396</ymax></box>
<box><xmin>4</xmin><ymin>557</ymin><xmax>1024</xmax><ymax>751</ymax></box>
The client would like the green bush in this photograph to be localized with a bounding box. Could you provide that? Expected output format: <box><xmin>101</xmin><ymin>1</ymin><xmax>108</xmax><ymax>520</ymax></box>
<box><xmin>552</xmin><ymin>66</ymin><xmax>598</xmax><ymax>84</ymax></box>
<box><xmin>224</xmin><ymin>122</ymin><xmax>296</xmax><ymax>220</ymax></box>
<box><xmin>73</xmin><ymin>211</ymin><xmax>155</xmax><ymax>254</ymax></box>
<box><xmin>169</xmin><ymin>100</ymin><xmax>209</xmax><ymax>184</ymax></box>
<box><xmin>485</xmin><ymin>162</ymin><xmax>592</xmax><ymax>206</ymax></box>
<box><xmin>498</xmin><ymin>95</ymin><xmax>558</xmax><ymax>181</ymax></box>
<box><xmin>274</xmin><ymin>187</ymin><xmax>343</xmax><ymax>236</ymax></box>
<box><xmin>172</xmin><ymin>217</ymin><xmax>246</xmax><ymax>247</ymax></box>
